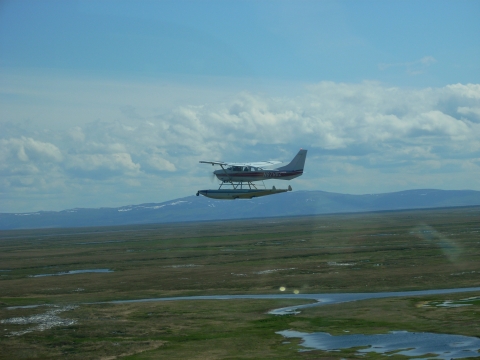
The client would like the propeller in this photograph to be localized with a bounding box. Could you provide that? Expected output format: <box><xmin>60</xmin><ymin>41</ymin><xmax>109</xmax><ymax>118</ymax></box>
<box><xmin>210</xmin><ymin>171</ymin><xmax>216</xmax><ymax>183</ymax></box>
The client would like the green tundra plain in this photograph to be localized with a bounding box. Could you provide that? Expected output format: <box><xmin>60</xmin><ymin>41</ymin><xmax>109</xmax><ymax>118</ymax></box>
<box><xmin>1</xmin><ymin>206</ymin><xmax>480</xmax><ymax>359</ymax></box>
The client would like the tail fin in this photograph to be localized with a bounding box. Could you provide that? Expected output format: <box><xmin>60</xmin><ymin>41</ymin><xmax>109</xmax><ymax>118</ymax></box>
<box><xmin>277</xmin><ymin>149</ymin><xmax>307</xmax><ymax>171</ymax></box>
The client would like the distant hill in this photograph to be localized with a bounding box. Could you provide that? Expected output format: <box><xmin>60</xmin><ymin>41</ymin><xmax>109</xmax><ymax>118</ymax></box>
<box><xmin>1</xmin><ymin>189</ymin><xmax>480</xmax><ymax>230</ymax></box>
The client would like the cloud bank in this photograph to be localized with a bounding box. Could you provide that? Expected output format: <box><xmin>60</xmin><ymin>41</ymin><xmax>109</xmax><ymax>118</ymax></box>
<box><xmin>1</xmin><ymin>81</ymin><xmax>480</xmax><ymax>212</ymax></box>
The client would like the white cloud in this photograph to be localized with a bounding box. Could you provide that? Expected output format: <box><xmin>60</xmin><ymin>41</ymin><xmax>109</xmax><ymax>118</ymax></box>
<box><xmin>182</xmin><ymin>82</ymin><xmax>480</xmax><ymax>155</ymax></box>
<box><xmin>145</xmin><ymin>155</ymin><xmax>176</xmax><ymax>172</ymax></box>
<box><xmin>67</xmin><ymin>127</ymin><xmax>85</xmax><ymax>143</ymax></box>
<box><xmin>0</xmin><ymin>137</ymin><xmax>63</xmax><ymax>164</ymax></box>
<box><xmin>67</xmin><ymin>153</ymin><xmax>140</xmax><ymax>174</ymax></box>
<box><xmin>1</xmin><ymin>80</ymin><xmax>480</xmax><ymax>212</ymax></box>
<box><xmin>458</xmin><ymin>106</ymin><xmax>480</xmax><ymax>117</ymax></box>
<box><xmin>417</xmin><ymin>111</ymin><xmax>470</xmax><ymax>139</ymax></box>
<box><xmin>378</xmin><ymin>56</ymin><xmax>437</xmax><ymax>75</ymax></box>
<box><xmin>446</xmin><ymin>83</ymin><xmax>480</xmax><ymax>99</ymax></box>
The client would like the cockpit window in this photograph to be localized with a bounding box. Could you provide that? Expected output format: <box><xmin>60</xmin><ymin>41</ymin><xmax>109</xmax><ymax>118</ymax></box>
<box><xmin>227</xmin><ymin>166</ymin><xmax>260</xmax><ymax>171</ymax></box>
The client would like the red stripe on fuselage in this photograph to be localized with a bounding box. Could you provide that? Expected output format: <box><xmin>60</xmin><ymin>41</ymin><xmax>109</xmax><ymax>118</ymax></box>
<box><xmin>216</xmin><ymin>170</ymin><xmax>303</xmax><ymax>181</ymax></box>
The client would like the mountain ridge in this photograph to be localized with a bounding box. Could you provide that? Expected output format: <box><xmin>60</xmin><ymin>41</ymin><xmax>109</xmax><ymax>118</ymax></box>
<box><xmin>1</xmin><ymin>189</ymin><xmax>480</xmax><ymax>230</ymax></box>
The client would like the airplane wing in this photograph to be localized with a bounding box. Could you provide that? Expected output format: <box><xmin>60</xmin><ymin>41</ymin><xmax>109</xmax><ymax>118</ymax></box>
<box><xmin>199</xmin><ymin>161</ymin><xmax>228</xmax><ymax>166</ymax></box>
<box><xmin>200</xmin><ymin>160</ymin><xmax>281</xmax><ymax>167</ymax></box>
<box><xmin>240</xmin><ymin>161</ymin><xmax>282</xmax><ymax>167</ymax></box>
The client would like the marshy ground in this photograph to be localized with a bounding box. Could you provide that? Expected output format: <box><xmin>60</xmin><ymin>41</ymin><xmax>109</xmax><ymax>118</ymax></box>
<box><xmin>1</xmin><ymin>206</ymin><xmax>480</xmax><ymax>359</ymax></box>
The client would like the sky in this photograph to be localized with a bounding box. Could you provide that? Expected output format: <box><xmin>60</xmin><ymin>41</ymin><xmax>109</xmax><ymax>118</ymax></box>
<box><xmin>1</xmin><ymin>0</ymin><xmax>480</xmax><ymax>213</ymax></box>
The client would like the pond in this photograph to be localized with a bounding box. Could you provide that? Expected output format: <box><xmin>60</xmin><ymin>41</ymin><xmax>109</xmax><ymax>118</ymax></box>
<box><xmin>30</xmin><ymin>269</ymin><xmax>113</xmax><ymax>277</ymax></box>
<box><xmin>98</xmin><ymin>287</ymin><xmax>480</xmax><ymax>358</ymax></box>
<box><xmin>277</xmin><ymin>329</ymin><xmax>480</xmax><ymax>359</ymax></box>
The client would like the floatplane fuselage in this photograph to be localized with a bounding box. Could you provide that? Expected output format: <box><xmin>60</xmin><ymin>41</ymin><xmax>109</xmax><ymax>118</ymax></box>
<box><xmin>197</xmin><ymin>149</ymin><xmax>307</xmax><ymax>200</ymax></box>
<box><xmin>213</xmin><ymin>168</ymin><xmax>303</xmax><ymax>182</ymax></box>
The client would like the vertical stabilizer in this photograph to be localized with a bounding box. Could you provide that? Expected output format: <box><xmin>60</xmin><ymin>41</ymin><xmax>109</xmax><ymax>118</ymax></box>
<box><xmin>277</xmin><ymin>149</ymin><xmax>307</xmax><ymax>171</ymax></box>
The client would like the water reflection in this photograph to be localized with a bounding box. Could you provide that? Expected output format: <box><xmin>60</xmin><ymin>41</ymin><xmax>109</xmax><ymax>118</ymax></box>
<box><xmin>277</xmin><ymin>329</ymin><xmax>480</xmax><ymax>359</ymax></box>
<box><xmin>30</xmin><ymin>269</ymin><xmax>113</xmax><ymax>277</ymax></box>
<box><xmin>97</xmin><ymin>287</ymin><xmax>480</xmax><ymax>319</ymax></box>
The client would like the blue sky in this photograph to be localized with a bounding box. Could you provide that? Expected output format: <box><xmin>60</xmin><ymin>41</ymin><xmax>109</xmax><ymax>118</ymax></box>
<box><xmin>1</xmin><ymin>0</ymin><xmax>480</xmax><ymax>212</ymax></box>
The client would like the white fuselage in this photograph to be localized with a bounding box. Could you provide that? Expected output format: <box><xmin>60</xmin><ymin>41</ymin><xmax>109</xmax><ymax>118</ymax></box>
<box><xmin>214</xmin><ymin>167</ymin><xmax>303</xmax><ymax>182</ymax></box>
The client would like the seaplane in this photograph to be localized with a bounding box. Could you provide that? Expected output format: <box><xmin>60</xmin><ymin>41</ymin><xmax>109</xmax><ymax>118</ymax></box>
<box><xmin>196</xmin><ymin>149</ymin><xmax>307</xmax><ymax>200</ymax></box>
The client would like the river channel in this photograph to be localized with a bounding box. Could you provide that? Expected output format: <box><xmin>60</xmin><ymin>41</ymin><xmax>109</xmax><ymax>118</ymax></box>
<box><xmin>101</xmin><ymin>286</ymin><xmax>480</xmax><ymax>315</ymax></box>
<box><xmin>7</xmin><ymin>287</ymin><xmax>480</xmax><ymax>357</ymax></box>
<box><xmin>99</xmin><ymin>287</ymin><xmax>480</xmax><ymax>358</ymax></box>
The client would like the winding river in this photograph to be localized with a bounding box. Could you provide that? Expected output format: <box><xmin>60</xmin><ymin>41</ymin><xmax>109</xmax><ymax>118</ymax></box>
<box><xmin>8</xmin><ymin>287</ymin><xmax>480</xmax><ymax>358</ymax></box>
<box><xmin>100</xmin><ymin>286</ymin><xmax>480</xmax><ymax>315</ymax></box>
<box><xmin>100</xmin><ymin>286</ymin><xmax>480</xmax><ymax>358</ymax></box>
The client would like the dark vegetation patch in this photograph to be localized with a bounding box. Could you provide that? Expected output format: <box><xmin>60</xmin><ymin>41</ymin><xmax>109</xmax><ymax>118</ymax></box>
<box><xmin>1</xmin><ymin>207</ymin><xmax>480</xmax><ymax>358</ymax></box>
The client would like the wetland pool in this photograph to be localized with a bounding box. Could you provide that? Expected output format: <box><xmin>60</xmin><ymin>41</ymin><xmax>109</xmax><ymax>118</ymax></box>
<box><xmin>29</xmin><ymin>269</ymin><xmax>113</xmax><ymax>277</ymax></box>
<box><xmin>6</xmin><ymin>287</ymin><xmax>480</xmax><ymax>357</ymax></box>
<box><xmin>98</xmin><ymin>287</ymin><xmax>480</xmax><ymax>358</ymax></box>
<box><xmin>277</xmin><ymin>329</ymin><xmax>480</xmax><ymax>359</ymax></box>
